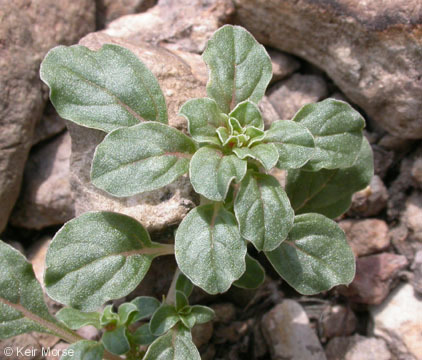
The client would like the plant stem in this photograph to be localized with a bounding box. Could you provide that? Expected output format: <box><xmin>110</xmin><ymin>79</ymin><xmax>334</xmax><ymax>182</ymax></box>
<box><xmin>165</xmin><ymin>267</ymin><xmax>181</xmax><ymax>305</ymax></box>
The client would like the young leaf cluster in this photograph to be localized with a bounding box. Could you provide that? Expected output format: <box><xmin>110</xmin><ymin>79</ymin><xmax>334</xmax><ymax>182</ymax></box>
<box><xmin>1</xmin><ymin>24</ymin><xmax>373</xmax><ymax>360</ymax></box>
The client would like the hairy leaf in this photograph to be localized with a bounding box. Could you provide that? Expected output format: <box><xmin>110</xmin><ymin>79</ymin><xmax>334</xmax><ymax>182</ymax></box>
<box><xmin>143</xmin><ymin>326</ymin><xmax>200</xmax><ymax>360</ymax></box>
<box><xmin>203</xmin><ymin>25</ymin><xmax>272</xmax><ymax>113</ymax></box>
<box><xmin>229</xmin><ymin>101</ymin><xmax>264</xmax><ymax>130</ymax></box>
<box><xmin>190</xmin><ymin>306</ymin><xmax>215</xmax><ymax>324</ymax></box>
<box><xmin>286</xmin><ymin>138</ymin><xmax>374</xmax><ymax>218</ymax></box>
<box><xmin>234</xmin><ymin>173</ymin><xmax>294</xmax><ymax>251</ymax></box>
<box><xmin>233</xmin><ymin>253</ymin><xmax>265</xmax><ymax>289</ymax></box>
<box><xmin>130</xmin><ymin>296</ymin><xmax>160</xmax><ymax>323</ymax></box>
<box><xmin>117</xmin><ymin>303</ymin><xmax>138</xmax><ymax>325</ymax></box>
<box><xmin>180</xmin><ymin>98</ymin><xmax>226</xmax><ymax>145</ymax></box>
<box><xmin>265</xmin><ymin>213</ymin><xmax>355</xmax><ymax>295</ymax></box>
<box><xmin>175</xmin><ymin>291</ymin><xmax>189</xmax><ymax>312</ymax></box>
<box><xmin>40</xmin><ymin>44</ymin><xmax>167</xmax><ymax>132</ymax></box>
<box><xmin>150</xmin><ymin>304</ymin><xmax>180</xmax><ymax>336</ymax></box>
<box><xmin>293</xmin><ymin>99</ymin><xmax>365</xmax><ymax>170</ymax></box>
<box><xmin>132</xmin><ymin>324</ymin><xmax>158</xmax><ymax>346</ymax></box>
<box><xmin>61</xmin><ymin>340</ymin><xmax>104</xmax><ymax>360</ymax></box>
<box><xmin>56</xmin><ymin>308</ymin><xmax>101</xmax><ymax>330</ymax></box>
<box><xmin>264</xmin><ymin>120</ymin><xmax>315</xmax><ymax>169</ymax></box>
<box><xmin>101</xmin><ymin>326</ymin><xmax>130</xmax><ymax>355</ymax></box>
<box><xmin>91</xmin><ymin>122</ymin><xmax>196</xmax><ymax>197</ymax></box>
<box><xmin>233</xmin><ymin>143</ymin><xmax>279</xmax><ymax>170</ymax></box>
<box><xmin>189</xmin><ymin>146</ymin><xmax>247</xmax><ymax>201</ymax></box>
<box><xmin>175</xmin><ymin>273</ymin><xmax>194</xmax><ymax>298</ymax></box>
<box><xmin>44</xmin><ymin>212</ymin><xmax>171</xmax><ymax>311</ymax></box>
<box><xmin>175</xmin><ymin>204</ymin><xmax>247</xmax><ymax>294</ymax></box>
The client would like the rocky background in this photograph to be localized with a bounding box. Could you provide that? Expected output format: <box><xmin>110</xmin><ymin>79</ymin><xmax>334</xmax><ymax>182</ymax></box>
<box><xmin>1</xmin><ymin>0</ymin><xmax>422</xmax><ymax>359</ymax></box>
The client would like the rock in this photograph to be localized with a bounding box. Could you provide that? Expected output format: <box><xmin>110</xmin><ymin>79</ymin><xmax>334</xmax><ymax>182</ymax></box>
<box><xmin>267</xmin><ymin>73</ymin><xmax>328</xmax><ymax>120</ymax></box>
<box><xmin>319</xmin><ymin>305</ymin><xmax>357</xmax><ymax>340</ymax></box>
<box><xmin>44</xmin><ymin>342</ymin><xmax>69</xmax><ymax>360</ymax></box>
<box><xmin>234</xmin><ymin>0</ymin><xmax>422</xmax><ymax>139</ymax></box>
<box><xmin>348</xmin><ymin>176</ymin><xmax>388</xmax><ymax>217</ymax></box>
<box><xmin>373</xmin><ymin>145</ymin><xmax>394</xmax><ymax>180</ymax></box>
<box><xmin>0</xmin><ymin>0</ymin><xmax>95</xmax><ymax>233</ymax></box>
<box><xmin>259</xmin><ymin>96</ymin><xmax>280</xmax><ymax>129</ymax></box>
<box><xmin>268</xmin><ymin>49</ymin><xmax>300</xmax><ymax>84</ymax></box>
<box><xmin>32</xmin><ymin>103</ymin><xmax>66</xmax><ymax>146</ymax></box>
<box><xmin>338</xmin><ymin>219</ymin><xmax>390</xmax><ymax>257</ymax></box>
<box><xmin>103</xmin><ymin>0</ymin><xmax>234</xmax><ymax>54</ymax></box>
<box><xmin>261</xmin><ymin>300</ymin><xmax>326</xmax><ymax>360</ymax></box>
<box><xmin>370</xmin><ymin>283</ymin><xmax>422</xmax><ymax>360</ymax></box>
<box><xmin>402</xmin><ymin>192</ymin><xmax>422</xmax><ymax>242</ymax></box>
<box><xmin>411</xmin><ymin>158</ymin><xmax>422</xmax><ymax>188</ymax></box>
<box><xmin>214</xmin><ymin>321</ymin><xmax>251</xmax><ymax>345</ymax></box>
<box><xmin>76</xmin><ymin>325</ymin><xmax>100</xmax><ymax>341</ymax></box>
<box><xmin>11</xmin><ymin>132</ymin><xmax>74</xmax><ymax>230</ymax></box>
<box><xmin>378</xmin><ymin>134</ymin><xmax>415</xmax><ymax>153</ymax></box>
<box><xmin>211</xmin><ymin>303</ymin><xmax>237</xmax><ymax>324</ymax></box>
<box><xmin>390</xmin><ymin>224</ymin><xmax>422</xmax><ymax>264</ymax></box>
<box><xmin>96</xmin><ymin>0</ymin><xmax>157</xmax><ymax>28</ymax></box>
<box><xmin>0</xmin><ymin>333</ymin><xmax>42</xmax><ymax>360</ymax></box>
<box><xmin>325</xmin><ymin>335</ymin><xmax>391</xmax><ymax>360</ymax></box>
<box><xmin>411</xmin><ymin>251</ymin><xmax>422</xmax><ymax>295</ymax></box>
<box><xmin>66</xmin><ymin>32</ymin><xmax>205</xmax><ymax>232</ymax></box>
<box><xmin>339</xmin><ymin>253</ymin><xmax>408</xmax><ymax>304</ymax></box>
<box><xmin>192</xmin><ymin>322</ymin><xmax>213</xmax><ymax>348</ymax></box>
<box><xmin>388</xmin><ymin>157</ymin><xmax>414</xmax><ymax>220</ymax></box>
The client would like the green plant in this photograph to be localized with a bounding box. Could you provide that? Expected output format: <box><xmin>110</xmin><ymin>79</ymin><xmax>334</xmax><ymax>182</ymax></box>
<box><xmin>0</xmin><ymin>25</ymin><xmax>373</xmax><ymax>359</ymax></box>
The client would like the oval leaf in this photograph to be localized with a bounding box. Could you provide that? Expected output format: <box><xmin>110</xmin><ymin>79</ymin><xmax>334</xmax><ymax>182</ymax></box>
<box><xmin>61</xmin><ymin>340</ymin><xmax>104</xmax><ymax>360</ymax></box>
<box><xmin>233</xmin><ymin>253</ymin><xmax>265</xmax><ymax>289</ymax></box>
<box><xmin>175</xmin><ymin>273</ymin><xmax>194</xmax><ymax>298</ymax></box>
<box><xmin>143</xmin><ymin>326</ymin><xmax>200</xmax><ymax>360</ymax></box>
<box><xmin>234</xmin><ymin>173</ymin><xmax>294</xmax><ymax>251</ymax></box>
<box><xmin>292</xmin><ymin>99</ymin><xmax>365</xmax><ymax>170</ymax></box>
<box><xmin>180</xmin><ymin>98</ymin><xmax>226</xmax><ymax>145</ymax></box>
<box><xmin>101</xmin><ymin>326</ymin><xmax>130</xmax><ymax>355</ymax></box>
<box><xmin>130</xmin><ymin>296</ymin><xmax>161</xmax><ymax>323</ymax></box>
<box><xmin>203</xmin><ymin>25</ymin><xmax>272</xmax><ymax>113</ymax></box>
<box><xmin>264</xmin><ymin>120</ymin><xmax>315</xmax><ymax>169</ymax></box>
<box><xmin>286</xmin><ymin>138</ymin><xmax>374</xmax><ymax>218</ymax></box>
<box><xmin>149</xmin><ymin>304</ymin><xmax>180</xmax><ymax>336</ymax></box>
<box><xmin>56</xmin><ymin>308</ymin><xmax>101</xmax><ymax>330</ymax></box>
<box><xmin>190</xmin><ymin>306</ymin><xmax>215</xmax><ymax>324</ymax></box>
<box><xmin>40</xmin><ymin>44</ymin><xmax>167</xmax><ymax>132</ymax></box>
<box><xmin>233</xmin><ymin>143</ymin><xmax>279</xmax><ymax>171</ymax></box>
<box><xmin>132</xmin><ymin>323</ymin><xmax>158</xmax><ymax>346</ymax></box>
<box><xmin>265</xmin><ymin>213</ymin><xmax>356</xmax><ymax>295</ymax></box>
<box><xmin>91</xmin><ymin>122</ymin><xmax>196</xmax><ymax>197</ymax></box>
<box><xmin>189</xmin><ymin>146</ymin><xmax>247</xmax><ymax>201</ymax></box>
<box><xmin>45</xmin><ymin>212</ymin><xmax>169</xmax><ymax>311</ymax></box>
<box><xmin>229</xmin><ymin>101</ymin><xmax>264</xmax><ymax>130</ymax></box>
<box><xmin>175</xmin><ymin>204</ymin><xmax>247</xmax><ymax>294</ymax></box>
<box><xmin>0</xmin><ymin>241</ymin><xmax>67</xmax><ymax>339</ymax></box>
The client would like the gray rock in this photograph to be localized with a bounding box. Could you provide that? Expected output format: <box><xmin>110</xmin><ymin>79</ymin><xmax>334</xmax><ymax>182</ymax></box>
<box><xmin>234</xmin><ymin>0</ymin><xmax>422</xmax><ymax>139</ymax></box>
<box><xmin>268</xmin><ymin>49</ymin><xmax>300</xmax><ymax>84</ymax></box>
<box><xmin>31</xmin><ymin>103</ymin><xmax>66</xmax><ymax>146</ymax></box>
<box><xmin>103</xmin><ymin>0</ymin><xmax>234</xmax><ymax>54</ymax></box>
<box><xmin>319</xmin><ymin>305</ymin><xmax>357</xmax><ymax>341</ymax></box>
<box><xmin>338</xmin><ymin>253</ymin><xmax>408</xmax><ymax>305</ymax></box>
<box><xmin>0</xmin><ymin>333</ymin><xmax>42</xmax><ymax>360</ymax></box>
<box><xmin>370</xmin><ymin>283</ymin><xmax>422</xmax><ymax>360</ymax></box>
<box><xmin>259</xmin><ymin>96</ymin><xmax>280</xmax><ymax>129</ymax></box>
<box><xmin>338</xmin><ymin>219</ymin><xmax>390</xmax><ymax>257</ymax></box>
<box><xmin>348</xmin><ymin>176</ymin><xmax>389</xmax><ymax>217</ymax></box>
<box><xmin>268</xmin><ymin>73</ymin><xmax>328</xmax><ymax>120</ymax></box>
<box><xmin>261</xmin><ymin>300</ymin><xmax>326</xmax><ymax>360</ymax></box>
<box><xmin>411</xmin><ymin>250</ymin><xmax>422</xmax><ymax>295</ymax></box>
<box><xmin>0</xmin><ymin>0</ymin><xmax>95</xmax><ymax>233</ymax></box>
<box><xmin>402</xmin><ymin>192</ymin><xmax>422</xmax><ymax>242</ymax></box>
<box><xmin>325</xmin><ymin>335</ymin><xmax>391</xmax><ymax>360</ymax></box>
<box><xmin>11</xmin><ymin>132</ymin><xmax>74</xmax><ymax>230</ymax></box>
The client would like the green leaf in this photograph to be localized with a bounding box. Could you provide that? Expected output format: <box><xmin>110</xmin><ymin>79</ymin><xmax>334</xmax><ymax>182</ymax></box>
<box><xmin>100</xmin><ymin>305</ymin><xmax>118</xmax><ymax>327</ymax></box>
<box><xmin>61</xmin><ymin>340</ymin><xmax>104</xmax><ymax>360</ymax></box>
<box><xmin>292</xmin><ymin>99</ymin><xmax>365</xmax><ymax>170</ymax></box>
<box><xmin>234</xmin><ymin>172</ymin><xmax>294</xmax><ymax>251</ymax></box>
<box><xmin>264</xmin><ymin>120</ymin><xmax>315</xmax><ymax>169</ymax></box>
<box><xmin>286</xmin><ymin>138</ymin><xmax>374</xmax><ymax>218</ymax></box>
<box><xmin>131</xmin><ymin>323</ymin><xmax>158</xmax><ymax>346</ymax></box>
<box><xmin>203</xmin><ymin>25</ymin><xmax>272</xmax><ymax>113</ymax></box>
<box><xmin>91</xmin><ymin>122</ymin><xmax>196</xmax><ymax>197</ymax></box>
<box><xmin>117</xmin><ymin>303</ymin><xmax>138</xmax><ymax>325</ymax></box>
<box><xmin>190</xmin><ymin>306</ymin><xmax>215</xmax><ymax>324</ymax></box>
<box><xmin>229</xmin><ymin>101</ymin><xmax>264</xmax><ymax>130</ymax></box>
<box><xmin>175</xmin><ymin>273</ymin><xmax>194</xmax><ymax>298</ymax></box>
<box><xmin>175</xmin><ymin>204</ymin><xmax>247</xmax><ymax>294</ymax></box>
<box><xmin>189</xmin><ymin>146</ymin><xmax>247</xmax><ymax>201</ymax></box>
<box><xmin>265</xmin><ymin>213</ymin><xmax>355</xmax><ymax>295</ymax></box>
<box><xmin>175</xmin><ymin>291</ymin><xmax>189</xmax><ymax>312</ymax></box>
<box><xmin>180</xmin><ymin>98</ymin><xmax>226</xmax><ymax>145</ymax></box>
<box><xmin>233</xmin><ymin>253</ymin><xmax>265</xmax><ymax>289</ymax></box>
<box><xmin>130</xmin><ymin>296</ymin><xmax>161</xmax><ymax>323</ymax></box>
<box><xmin>143</xmin><ymin>326</ymin><xmax>200</xmax><ymax>360</ymax></box>
<box><xmin>101</xmin><ymin>326</ymin><xmax>130</xmax><ymax>355</ymax></box>
<box><xmin>56</xmin><ymin>308</ymin><xmax>101</xmax><ymax>330</ymax></box>
<box><xmin>180</xmin><ymin>313</ymin><xmax>196</xmax><ymax>329</ymax></box>
<box><xmin>40</xmin><ymin>44</ymin><xmax>167</xmax><ymax>132</ymax></box>
<box><xmin>233</xmin><ymin>143</ymin><xmax>279</xmax><ymax>171</ymax></box>
<box><xmin>149</xmin><ymin>304</ymin><xmax>180</xmax><ymax>336</ymax></box>
<box><xmin>45</xmin><ymin>212</ymin><xmax>168</xmax><ymax>312</ymax></box>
